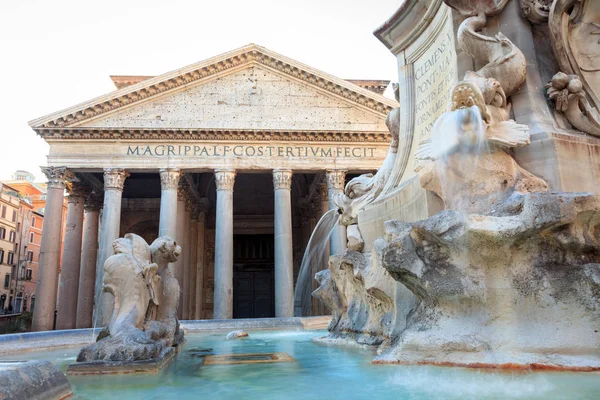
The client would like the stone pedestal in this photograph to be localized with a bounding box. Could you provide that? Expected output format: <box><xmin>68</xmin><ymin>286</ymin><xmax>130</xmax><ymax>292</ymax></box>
<box><xmin>95</xmin><ymin>168</ymin><xmax>128</xmax><ymax>326</ymax></box>
<box><xmin>213</xmin><ymin>169</ymin><xmax>235</xmax><ymax>319</ymax></box>
<box><xmin>158</xmin><ymin>168</ymin><xmax>180</xmax><ymax>238</ymax></box>
<box><xmin>32</xmin><ymin>167</ymin><xmax>71</xmax><ymax>332</ymax></box>
<box><xmin>56</xmin><ymin>183</ymin><xmax>87</xmax><ymax>330</ymax></box>
<box><xmin>273</xmin><ymin>169</ymin><xmax>294</xmax><ymax>317</ymax></box>
<box><xmin>76</xmin><ymin>193</ymin><xmax>101</xmax><ymax>328</ymax></box>
<box><xmin>326</xmin><ymin>170</ymin><xmax>346</xmax><ymax>256</ymax></box>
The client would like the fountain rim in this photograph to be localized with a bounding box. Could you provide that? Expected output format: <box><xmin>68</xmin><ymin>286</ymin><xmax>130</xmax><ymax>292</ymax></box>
<box><xmin>0</xmin><ymin>316</ymin><xmax>331</xmax><ymax>355</ymax></box>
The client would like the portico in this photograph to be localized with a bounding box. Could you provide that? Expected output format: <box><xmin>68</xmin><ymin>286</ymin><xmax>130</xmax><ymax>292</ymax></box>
<box><xmin>28</xmin><ymin>44</ymin><xmax>398</xmax><ymax>330</ymax></box>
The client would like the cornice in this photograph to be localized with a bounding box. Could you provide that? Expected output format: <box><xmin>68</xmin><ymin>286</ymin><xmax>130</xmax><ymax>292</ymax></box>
<box><xmin>35</xmin><ymin>128</ymin><xmax>390</xmax><ymax>142</ymax></box>
<box><xmin>29</xmin><ymin>44</ymin><xmax>399</xmax><ymax>130</ymax></box>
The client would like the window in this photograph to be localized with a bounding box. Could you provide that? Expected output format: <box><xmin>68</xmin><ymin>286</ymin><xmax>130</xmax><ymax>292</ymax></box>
<box><xmin>17</xmin><ymin>222</ymin><xmax>20</xmax><ymax>233</ymax></box>
<box><xmin>27</xmin><ymin>251</ymin><xmax>33</xmax><ymax>262</ymax></box>
<box><xmin>26</xmin><ymin>269</ymin><xmax>32</xmax><ymax>281</ymax></box>
<box><xmin>0</xmin><ymin>227</ymin><xmax>5</xmax><ymax>240</ymax></box>
<box><xmin>31</xmin><ymin>217</ymin><xmax>36</xmax><ymax>228</ymax></box>
<box><xmin>7</xmin><ymin>252</ymin><xmax>13</xmax><ymax>265</ymax></box>
<box><xmin>29</xmin><ymin>232</ymin><xmax>34</xmax><ymax>243</ymax></box>
<box><xmin>0</xmin><ymin>249</ymin><xmax>3</xmax><ymax>264</ymax></box>
<box><xmin>3</xmin><ymin>274</ymin><xmax>9</xmax><ymax>289</ymax></box>
<box><xmin>9</xmin><ymin>231</ymin><xmax>15</xmax><ymax>243</ymax></box>
<box><xmin>11</xmin><ymin>210</ymin><xmax>16</xmax><ymax>222</ymax></box>
<box><xmin>1</xmin><ymin>206</ymin><xmax>6</xmax><ymax>219</ymax></box>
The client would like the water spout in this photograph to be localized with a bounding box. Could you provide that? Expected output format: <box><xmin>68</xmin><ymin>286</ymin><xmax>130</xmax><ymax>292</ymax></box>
<box><xmin>294</xmin><ymin>209</ymin><xmax>340</xmax><ymax>316</ymax></box>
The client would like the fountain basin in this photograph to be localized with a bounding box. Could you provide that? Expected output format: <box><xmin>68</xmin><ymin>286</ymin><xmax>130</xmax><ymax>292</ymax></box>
<box><xmin>2</xmin><ymin>323</ymin><xmax>600</xmax><ymax>399</ymax></box>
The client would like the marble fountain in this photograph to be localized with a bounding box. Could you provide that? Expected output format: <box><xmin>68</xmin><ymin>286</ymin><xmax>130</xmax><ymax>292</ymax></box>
<box><xmin>2</xmin><ymin>1</ymin><xmax>600</xmax><ymax>399</ymax></box>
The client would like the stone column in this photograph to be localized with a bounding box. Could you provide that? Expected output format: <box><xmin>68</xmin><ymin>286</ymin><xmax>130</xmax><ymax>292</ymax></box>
<box><xmin>326</xmin><ymin>170</ymin><xmax>347</xmax><ymax>256</ymax></box>
<box><xmin>188</xmin><ymin>209</ymin><xmax>198</xmax><ymax>319</ymax></box>
<box><xmin>94</xmin><ymin>168</ymin><xmax>129</xmax><ymax>326</ymax></box>
<box><xmin>213</xmin><ymin>169</ymin><xmax>236</xmax><ymax>320</ymax></box>
<box><xmin>195</xmin><ymin>210</ymin><xmax>206</xmax><ymax>319</ymax></box>
<box><xmin>56</xmin><ymin>182</ymin><xmax>88</xmax><ymax>330</ymax></box>
<box><xmin>174</xmin><ymin>181</ymin><xmax>187</xmax><ymax>319</ymax></box>
<box><xmin>182</xmin><ymin>198</ymin><xmax>192</xmax><ymax>320</ymax></box>
<box><xmin>273</xmin><ymin>169</ymin><xmax>294</xmax><ymax>317</ymax></box>
<box><xmin>315</xmin><ymin>183</ymin><xmax>330</xmax><ymax>316</ymax></box>
<box><xmin>76</xmin><ymin>192</ymin><xmax>102</xmax><ymax>328</ymax></box>
<box><xmin>158</xmin><ymin>168</ymin><xmax>180</xmax><ymax>238</ymax></box>
<box><xmin>32</xmin><ymin>167</ymin><xmax>72</xmax><ymax>332</ymax></box>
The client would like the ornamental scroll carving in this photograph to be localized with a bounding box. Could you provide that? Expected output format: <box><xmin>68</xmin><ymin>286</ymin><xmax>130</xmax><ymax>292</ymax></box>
<box><xmin>41</xmin><ymin>166</ymin><xmax>73</xmax><ymax>189</ymax></box>
<box><xmin>273</xmin><ymin>170</ymin><xmax>293</xmax><ymax>190</ymax></box>
<box><xmin>545</xmin><ymin>0</ymin><xmax>600</xmax><ymax>138</ymax></box>
<box><xmin>159</xmin><ymin>168</ymin><xmax>181</xmax><ymax>190</ymax></box>
<box><xmin>103</xmin><ymin>168</ymin><xmax>129</xmax><ymax>190</ymax></box>
<box><xmin>215</xmin><ymin>169</ymin><xmax>236</xmax><ymax>191</ymax></box>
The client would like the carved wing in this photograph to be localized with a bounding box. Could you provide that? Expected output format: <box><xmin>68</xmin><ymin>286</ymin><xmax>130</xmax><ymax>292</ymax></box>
<box><xmin>485</xmin><ymin>120</ymin><xmax>530</xmax><ymax>148</ymax></box>
<box><xmin>415</xmin><ymin>140</ymin><xmax>435</xmax><ymax>161</ymax></box>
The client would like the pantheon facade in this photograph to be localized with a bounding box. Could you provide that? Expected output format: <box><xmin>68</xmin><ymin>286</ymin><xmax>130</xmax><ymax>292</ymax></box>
<box><xmin>28</xmin><ymin>44</ymin><xmax>398</xmax><ymax>331</ymax></box>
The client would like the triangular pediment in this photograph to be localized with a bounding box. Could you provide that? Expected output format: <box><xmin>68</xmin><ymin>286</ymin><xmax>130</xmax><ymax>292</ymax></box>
<box><xmin>61</xmin><ymin>65</ymin><xmax>387</xmax><ymax>132</ymax></box>
<box><xmin>29</xmin><ymin>44</ymin><xmax>398</xmax><ymax>134</ymax></box>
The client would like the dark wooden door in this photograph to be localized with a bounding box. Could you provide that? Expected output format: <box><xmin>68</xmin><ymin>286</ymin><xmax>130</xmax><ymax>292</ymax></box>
<box><xmin>233</xmin><ymin>268</ymin><xmax>274</xmax><ymax>318</ymax></box>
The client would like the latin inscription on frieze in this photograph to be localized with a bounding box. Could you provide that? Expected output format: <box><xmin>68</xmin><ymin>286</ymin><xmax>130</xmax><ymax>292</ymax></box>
<box><xmin>126</xmin><ymin>144</ymin><xmax>377</xmax><ymax>158</ymax></box>
<box><xmin>413</xmin><ymin>20</ymin><xmax>457</xmax><ymax>142</ymax></box>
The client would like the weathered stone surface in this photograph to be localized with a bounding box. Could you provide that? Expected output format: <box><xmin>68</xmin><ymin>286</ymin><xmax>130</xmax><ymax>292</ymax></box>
<box><xmin>346</xmin><ymin>225</ymin><xmax>364</xmax><ymax>252</ymax></box>
<box><xmin>312</xmin><ymin>248</ymin><xmax>416</xmax><ymax>347</ymax></box>
<box><xmin>376</xmin><ymin>192</ymin><xmax>600</xmax><ymax>368</ymax></box>
<box><xmin>0</xmin><ymin>360</ymin><xmax>72</xmax><ymax>399</ymax></box>
<box><xmin>226</xmin><ymin>330</ymin><xmax>249</xmax><ymax>339</ymax></box>
<box><xmin>69</xmin><ymin>347</ymin><xmax>176</xmax><ymax>376</ymax></box>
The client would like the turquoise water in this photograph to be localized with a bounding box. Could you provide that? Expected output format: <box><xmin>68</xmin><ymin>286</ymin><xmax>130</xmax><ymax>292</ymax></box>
<box><xmin>8</xmin><ymin>330</ymin><xmax>600</xmax><ymax>399</ymax></box>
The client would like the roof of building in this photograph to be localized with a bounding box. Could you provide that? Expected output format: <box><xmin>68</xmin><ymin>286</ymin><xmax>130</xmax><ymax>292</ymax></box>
<box><xmin>29</xmin><ymin>43</ymin><xmax>399</xmax><ymax>131</ymax></box>
<box><xmin>109</xmin><ymin>75</ymin><xmax>391</xmax><ymax>95</ymax></box>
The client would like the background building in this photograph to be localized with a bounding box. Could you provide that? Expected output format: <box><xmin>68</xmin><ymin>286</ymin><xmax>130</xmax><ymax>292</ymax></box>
<box><xmin>1</xmin><ymin>172</ymin><xmax>64</xmax><ymax>315</ymax></box>
<box><xmin>28</xmin><ymin>44</ymin><xmax>398</xmax><ymax>330</ymax></box>
<box><xmin>0</xmin><ymin>183</ymin><xmax>20</xmax><ymax>313</ymax></box>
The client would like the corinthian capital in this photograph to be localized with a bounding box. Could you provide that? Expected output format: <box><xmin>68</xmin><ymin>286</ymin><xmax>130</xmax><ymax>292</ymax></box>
<box><xmin>215</xmin><ymin>169</ymin><xmax>236</xmax><ymax>191</ymax></box>
<box><xmin>177</xmin><ymin>180</ymin><xmax>189</xmax><ymax>201</ymax></box>
<box><xmin>326</xmin><ymin>170</ymin><xmax>346</xmax><ymax>191</ymax></box>
<box><xmin>273</xmin><ymin>169</ymin><xmax>293</xmax><ymax>190</ymax></box>
<box><xmin>103</xmin><ymin>168</ymin><xmax>129</xmax><ymax>191</ymax></box>
<box><xmin>68</xmin><ymin>182</ymin><xmax>90</xmax><ymax>199</ymax></box>
<box><xmin>41</xmin><ymin>166</ymin><xmax>73</xmax><ymax>189</ymax></box>
<box><xmin>159</xmin><ymin>168</ymin><xmax>181</xmax><ymax>190</ymax></box>
<box><xmin>84</xmin><ymin>191</ymin><xmax>103</xmax><ymax>212</ymax></box>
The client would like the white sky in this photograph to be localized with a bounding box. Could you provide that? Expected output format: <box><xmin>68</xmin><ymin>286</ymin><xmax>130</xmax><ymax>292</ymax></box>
<box><xmin>0</xmin><ymin>0</ymin><xmax>402</xmax><ymax>181</ymax></box>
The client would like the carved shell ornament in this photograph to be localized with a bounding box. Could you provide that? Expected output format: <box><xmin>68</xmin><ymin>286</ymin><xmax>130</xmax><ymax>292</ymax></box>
<box><xmin>547</xmin><ymin>72</ymin><xmax>600</xmax><ymax>137</ymax></box>
<box><xmin>545</xmin><ymin>0</ymin><xmax>600</xmax><ymax>138</ymax></box>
